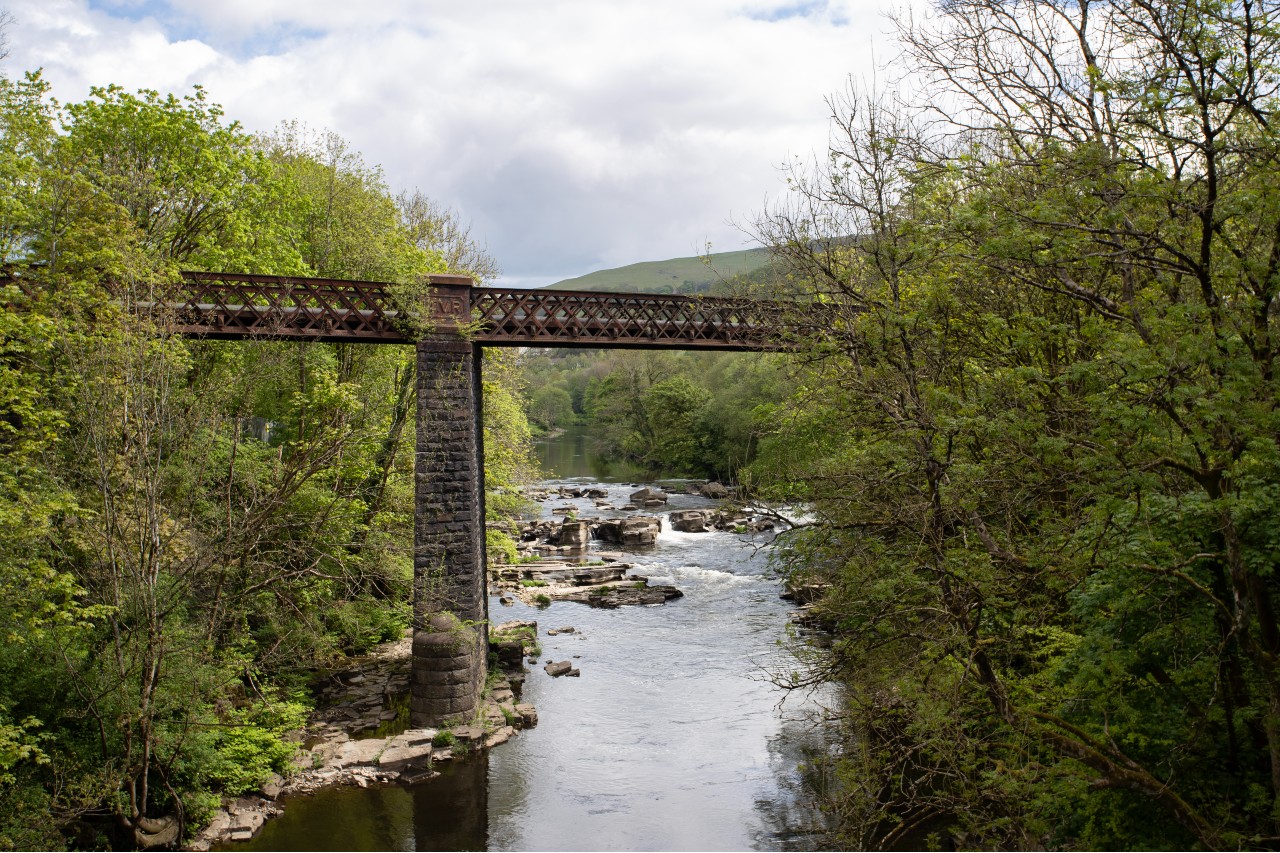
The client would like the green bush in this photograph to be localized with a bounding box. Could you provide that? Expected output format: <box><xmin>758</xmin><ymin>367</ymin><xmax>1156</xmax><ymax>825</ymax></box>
<box><xmin>191</xmin><ymin>693</ymin><xmax>309</xmax><ymax>797</ymax></box>
<box><xmin>323</xmin><ymin>598</ymin><xmax>409</xmax><ymax>655</ymax></box>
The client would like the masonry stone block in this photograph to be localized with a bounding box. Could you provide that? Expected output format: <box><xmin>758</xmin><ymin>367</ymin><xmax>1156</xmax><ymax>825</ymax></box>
<box><xmin>411</xmin><ymin>337</ymin><xmax>489</xmax><ymax>727</ymax></box>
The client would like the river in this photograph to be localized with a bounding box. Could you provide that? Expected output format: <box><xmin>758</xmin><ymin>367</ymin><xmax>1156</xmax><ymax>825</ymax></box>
<box><xmin>233</xmin><ymin>425</ymin><xmax>837</xmax><ymax>851</ymax></box>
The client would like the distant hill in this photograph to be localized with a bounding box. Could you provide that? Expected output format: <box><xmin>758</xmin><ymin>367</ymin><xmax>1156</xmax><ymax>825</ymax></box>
<box><xmin>544</xmin><ymin>247</ymin><xmax>773</xmax><ymax>294</ymax></box>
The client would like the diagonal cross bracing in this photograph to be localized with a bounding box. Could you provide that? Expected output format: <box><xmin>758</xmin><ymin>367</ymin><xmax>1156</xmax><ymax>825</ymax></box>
<box><xmin>163</xmin><ymin>271</ymin><xmax>793</xmax><ymax>351</ymax></box>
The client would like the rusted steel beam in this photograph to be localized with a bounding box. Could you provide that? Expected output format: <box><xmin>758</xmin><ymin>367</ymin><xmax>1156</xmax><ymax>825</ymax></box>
<box><xmin>6</xmin><ymin>270</ymin><xmax>802</xmax><ymax>350</ymax></box>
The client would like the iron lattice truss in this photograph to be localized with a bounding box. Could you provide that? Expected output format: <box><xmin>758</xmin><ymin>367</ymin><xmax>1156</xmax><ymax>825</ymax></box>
<box><xmin>468</xmin><ymin>287</ymin><xmax>788</xmax><ymax>350</ymax></box>
<box><xmin>168</xmin><ymin>271</ymin><xmax>411</xmax><ymax>342</ymax></box>
<box><xmin>165</xmin><ymin>272</ymin><xmax>793</xmax><ymax>350</ymax></box>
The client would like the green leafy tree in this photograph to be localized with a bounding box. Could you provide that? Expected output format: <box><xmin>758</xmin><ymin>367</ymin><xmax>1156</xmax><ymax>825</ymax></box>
<box><xmin>529</xmin><ymin>384</ymin><xmax>575</xmax><ymax>431</ymax></box>
<box><xmin>751</xmin><ymin>0</ymin><xmax>1280</xmax><ymax>846</ymax></box>
<box><xmin>0</xmin><ymin>73</ymin><xmax>535</xmax><ymax>846</ymax></box>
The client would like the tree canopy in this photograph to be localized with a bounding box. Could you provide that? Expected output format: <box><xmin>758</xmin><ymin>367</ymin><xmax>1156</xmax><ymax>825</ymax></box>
<box><xmin>750</xmin><ymin>0</ymin><xmax>1280</xmax><ymax>848</ymax></box>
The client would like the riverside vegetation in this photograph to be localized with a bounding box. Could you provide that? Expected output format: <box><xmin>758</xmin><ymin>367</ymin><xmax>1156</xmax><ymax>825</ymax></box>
<box><xmin>0</xmin><ymin>69</ymin><xmax>535</xmax><ymax>848</ymax></box>
<box><xmin>744</xmin><ymin>0</ymin><xmax>1280</xmax><ymax>848</ymax></box>
<box><xmin>522</xmin><ymin>0</ymin><xmax>1280</xmax><ymax>848</ymax></box>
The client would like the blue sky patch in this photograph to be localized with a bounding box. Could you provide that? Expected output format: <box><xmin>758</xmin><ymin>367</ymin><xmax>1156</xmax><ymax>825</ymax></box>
<box><xmin>83</xmin><ymin>0</ymin><xmax>324</xmax><ymax>59</ymax></box>
<box><xmin>746</xmin><ymin>0</ymin><xmax>828</xmax><ymax>22</ymax></box>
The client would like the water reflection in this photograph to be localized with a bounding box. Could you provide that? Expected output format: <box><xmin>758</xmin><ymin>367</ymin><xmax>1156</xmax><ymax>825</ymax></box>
<box><xmin>753</xmin><ymin>720</ymin><xmax>841</xmax><ymax>851</ymax></box>
<box><xmin>230</xmin><ymin>758</ymin><xmax>489</xmax><ymax>852</ymax></box>
<box><xmin>535</xmin><ymin>424</ymin><xmax>642</xmax><ymax>481</ymax></box>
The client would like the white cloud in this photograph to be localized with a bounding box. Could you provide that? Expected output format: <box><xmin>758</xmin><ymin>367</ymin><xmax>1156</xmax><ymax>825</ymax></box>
<box><xmin>4</xmin><ymin>0</ymin><xmax>911</xmax><ymax>285</ymax></box>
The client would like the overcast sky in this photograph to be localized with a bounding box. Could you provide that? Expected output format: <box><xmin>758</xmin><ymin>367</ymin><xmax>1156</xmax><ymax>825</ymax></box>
<box><xmin>4</xmin><ymin>0</ymin><xmax>908</xmax><ymax>287</ymax></box>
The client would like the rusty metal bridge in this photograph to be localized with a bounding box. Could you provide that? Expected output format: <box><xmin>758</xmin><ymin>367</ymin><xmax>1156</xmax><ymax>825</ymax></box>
<box><xmin>5</xmin><ymin>267</ymin><xmax>808</xmax><ymax>727</ymax></box>
<box><xmin>170</xmin><ymin>271</ymin><xmax>793</xmax><ymax>350</ymax></box>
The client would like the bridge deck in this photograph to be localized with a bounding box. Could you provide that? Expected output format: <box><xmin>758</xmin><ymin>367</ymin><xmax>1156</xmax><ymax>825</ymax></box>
<box><xmin>169</xmin><ymin>271</ymin><xmax>791</xmax><ymax>350</ymax></box>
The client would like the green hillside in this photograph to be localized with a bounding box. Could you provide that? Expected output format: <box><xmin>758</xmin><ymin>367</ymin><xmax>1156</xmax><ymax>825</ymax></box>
<box><xmin>545</xmin><ymin>247</ymin><xmax>772</xmax><ymax>294</ymax></box>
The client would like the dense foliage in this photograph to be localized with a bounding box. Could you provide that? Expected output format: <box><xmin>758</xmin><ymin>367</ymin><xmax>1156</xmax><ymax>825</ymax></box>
<box><xmin>0</xmin><ymin>72</ymin><xmax>533</xmax><ymax>848</ymax></box>
<box><xmin>523</xmin><ymin>348</ymin><xmax>787</xmax><ymax>481</ymax></box>
<box><xmin>750</xmin><ymin>0</ymin><xmax>1280</xmax><ymax>848</ymax></box>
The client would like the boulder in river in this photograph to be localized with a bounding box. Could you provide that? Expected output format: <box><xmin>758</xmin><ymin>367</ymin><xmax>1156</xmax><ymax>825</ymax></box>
<box><xmin>623</xmin><ymin>517</ymin><xmax>661</xmax><ymax>545</ymax></box>
<box><xmin>699</xmin><ymin>481</ymin><xmax>731</xmax><ymax>499</ymax></box>
<box><xmin>544</xmin><ymin>660</ymin><xmax>574</xmax><ymax>677</ymax></box>
<box><xmin>669</xmin><ymin>509</ymin><xmax>712</xmax><ymax>533</ymax></box>
<box><xmin>556</xmin><ymin>519</ymin><xmax>591</xmax><ymax>547</ymax></box>
<box><xmin>593</xmin><ymin>517</ymin><xmax>662</xmax><ymax>546</ymax></box>
<box><xmin>629</xmin><ymin>486</ymin><xmax>668</xmax><ymax>505</ymax></box>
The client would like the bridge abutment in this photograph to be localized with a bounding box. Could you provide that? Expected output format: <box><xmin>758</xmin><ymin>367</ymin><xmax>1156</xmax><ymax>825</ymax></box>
<box><xmin>411</xmin><ymin>338</ymin><xmax>488</xmax><ymax>727</ymax></box>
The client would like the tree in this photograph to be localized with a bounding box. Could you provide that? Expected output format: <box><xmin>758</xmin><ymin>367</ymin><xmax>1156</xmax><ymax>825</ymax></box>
<box><xmin>0</xmin><ymin>77</ymin><xmax>536</xmax><ymax>846</ymax></box>
<box><xmin>397</xmin><ymin>190</ymin><xmax>500</xmax><ymax>284</ymax></box>
<box><xmin>530</xmin><ymin>384</ymin><xmax>575</xmax><ymax>431</ymax></box>
<box><xmin>752</xmin><ymin>0</ymin><xmax>1280</xmax><ymax>846</ymax></box>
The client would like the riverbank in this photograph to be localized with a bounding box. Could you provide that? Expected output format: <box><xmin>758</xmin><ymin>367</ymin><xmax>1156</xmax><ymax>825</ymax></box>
<box><xmin>186</xmin><ymin>631</ymin><xmax>538</xmax><ymax>850</ymax></box>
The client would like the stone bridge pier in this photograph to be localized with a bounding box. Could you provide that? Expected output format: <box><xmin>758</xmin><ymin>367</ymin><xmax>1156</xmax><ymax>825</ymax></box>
<box><xmin>411</xmin><ymin>281</ymin><xmax>489</xmax><ymax>727</ymax></box>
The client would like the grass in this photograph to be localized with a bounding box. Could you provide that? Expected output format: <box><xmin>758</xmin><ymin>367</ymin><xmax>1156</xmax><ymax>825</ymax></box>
<box><xmin>534</xmin><ymin>594</ymin><xmax>552</xmax><ymax>607</ymax></box>
<box><xmin>545</xmin><ymin>247</ymin><xmax>771</xmax><ymax>294</ymax></box>
<box><xmin>519</xmin><ymin>579</ymin><xmax>548</xmax><ymax>587</ymax></box>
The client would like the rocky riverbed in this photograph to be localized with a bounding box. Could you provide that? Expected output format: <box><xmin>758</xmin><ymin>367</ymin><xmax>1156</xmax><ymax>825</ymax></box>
<box><xmin>495</xmin><ymin>482</ymin><xmax>785</xmax><ymax>610</ymax></box>
<box><xmin>195</xmin><ymin>480</ymin><xmax>811</xmax><ymax>851</ymax></box>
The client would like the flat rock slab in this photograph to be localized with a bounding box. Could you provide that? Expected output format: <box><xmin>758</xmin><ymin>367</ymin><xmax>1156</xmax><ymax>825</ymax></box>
<box><xmin>544</xmin><ymin>660</ymin><xmax>573</xmax><ymax>677</ymax></box>
<box><xmin>332</xmin><ymin>739</ymin><xmax>385</xmax><ymax>768</ymax></box>
<box><xmin>554</xmin><ymin>583</ymin><xmax>684</xmax><ymax>608</ymax></box>
<box><xmin>485</xmin><ymin>726</ymin><xmax>516</xmax><ymax>748</ymax></box>
<box><xmin>377</xmin><ymin>742</ymin><xmax>433</xmax><ymax>773</ymax></box>
<box><xmin>395</xmin><ymin>728</ymin><xmax>438</xmax><ymax>747</ymax></box>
